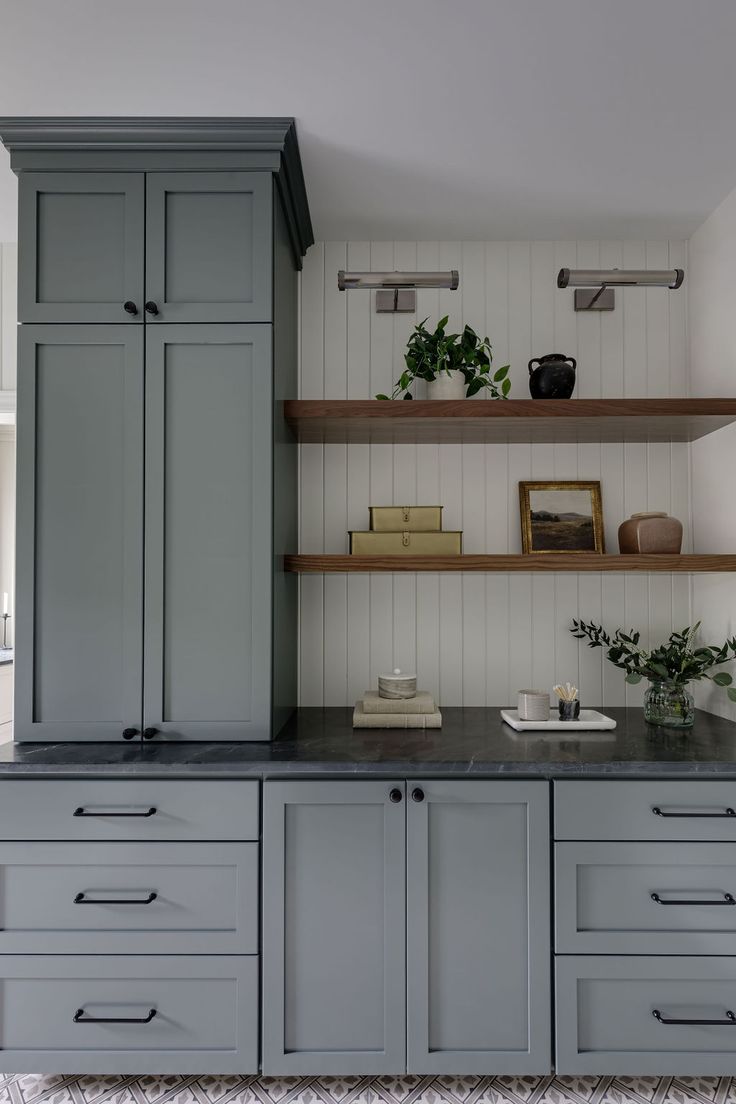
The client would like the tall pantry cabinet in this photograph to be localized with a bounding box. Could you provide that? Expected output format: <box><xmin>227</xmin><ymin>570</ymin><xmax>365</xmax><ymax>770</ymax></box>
<box><xmin>0</xmin><ymin>118</ymin><xmax>313</xmax><ymax>741</ymax></box>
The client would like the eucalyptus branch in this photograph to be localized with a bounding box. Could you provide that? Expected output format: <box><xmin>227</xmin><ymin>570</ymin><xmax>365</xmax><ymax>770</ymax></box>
<box><xmin>571</xmin><ymin>620</ymin><xmax>736</xmax><ymax>700</ymax></box>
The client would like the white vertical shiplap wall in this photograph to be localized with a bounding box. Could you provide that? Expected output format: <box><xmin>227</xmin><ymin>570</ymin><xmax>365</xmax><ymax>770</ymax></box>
<box><xmin>299</xmin><ymin>240</ymin><xmax>691</xmax><ymax>708</ymax></box>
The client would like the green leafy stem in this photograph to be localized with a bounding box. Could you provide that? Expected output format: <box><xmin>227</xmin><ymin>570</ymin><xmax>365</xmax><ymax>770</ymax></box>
<box><xmin>570</xmin><ymin>620</ymin><xmax>736</xmax><ymax>699</ymax></box>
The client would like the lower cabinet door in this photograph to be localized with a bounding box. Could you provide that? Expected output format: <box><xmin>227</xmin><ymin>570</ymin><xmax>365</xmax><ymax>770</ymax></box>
<box><xmin>557</xmin><ymin>955</ymin><xmax>736</xmax><ymax>1074</ymax></box>
<box><xmin>0</xmin><ymin>955</ymin><xmax>258</xmax><ymax>1074</ymax></box>
<box><xmin>406</xmin><ymin>780</ymin><xmax>551</xmax><ymax>1073</ymax></box>
<box><xmin>262</xmin><ymin>780</ymin><xmax>406</xmax><ymax>1074</ymax></box>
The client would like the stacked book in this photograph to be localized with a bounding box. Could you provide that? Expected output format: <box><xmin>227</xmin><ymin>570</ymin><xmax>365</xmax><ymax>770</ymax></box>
<box><xmin>353</xmin><ymin>690</ymin><xmax>442</xmax><ymax>729</ymax></box>
<box><xmin>349</xmin><ymin>505</ymin><xmax>462</xmax><ymax>555</ymax></box>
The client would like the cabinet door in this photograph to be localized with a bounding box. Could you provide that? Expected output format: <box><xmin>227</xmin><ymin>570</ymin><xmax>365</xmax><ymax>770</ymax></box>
<box><xmin>406</xmin><ymin>780</ymin><xmax>551</xmax><ymax>1073</ymax></box>
<box><xmin>262</xmin><ymin>780</ymin><xmax>407</xmax><ymax>1074</ymax></box>
<box><xmin>145</xmin><ymin>172</ymin><xmax>272</xmax><ymax>322</ymax></box>
<box><xmin>143</xmin><ymin>325</ymin><xmax>272</xmax><ymax>740</ymax></box>
<box><xmin>18</xmin><ymin>173</ymin><xmax>144</xmax><ymax>323</ymax></box>
<box><xmin>16</xmin><ymin>326</ymin><xmax>143</xmax><ymax>741</ymax></box>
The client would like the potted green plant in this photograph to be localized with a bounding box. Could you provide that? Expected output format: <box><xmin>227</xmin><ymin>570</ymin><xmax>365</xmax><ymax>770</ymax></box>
<box><xmin>376</xmin><ymin>316</ymin><xmax>511</xmax><ymax>400</ymax></box>
<box><xmin>570</xmin><ymin>620</ymin><xmax>736</xmax><ymax>728</ymax></box>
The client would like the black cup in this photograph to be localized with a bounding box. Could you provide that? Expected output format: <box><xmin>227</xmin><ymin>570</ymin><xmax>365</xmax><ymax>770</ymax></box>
<box><xmin>558</xmin><ymin>699</ymin><xmax>580</xmax><ymax>721</ymax></box>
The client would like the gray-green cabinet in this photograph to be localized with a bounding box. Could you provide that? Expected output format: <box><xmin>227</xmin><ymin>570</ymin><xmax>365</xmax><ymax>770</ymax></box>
<box><xmin>18</xmin><ymin>169</ymin><xmax>272</xmax><ymax>324</ymax></box>
<box><xmin>18</xmin><ymin>172</ymin><xmax>145</xmax><ymax>324</ymax></box>
<box><xmin>262</xmin><ymin>780</ymin><xmax>408</xmax><ymax>1074</ymax></box>
<box><xmin>406</xmin><ymin>780</ymin><xmax>550</xmax><ymax>1074</ymax></box>
<box><xmin>15</xmin><ymin>326</ymin><xmax>144</xmax><ymax>741</ymax></box>
<box><xmin>2</xmin><ymin>116</ymin><xmax>313</xmax><ymax>742</ymax></box>
<box><xmin>143</xmin><ymin>326</ymin><xmax>272</xmax><ymax>740</ymax></box>
<box><xmin>145</xmin><ymin>172</ymin><xmax>272</xmax><ymax>322</ymax></box>
<box><xmin>262</xmin><ymin>779</ymin><xmax>551</xmax><ymax>1076</ymax></box>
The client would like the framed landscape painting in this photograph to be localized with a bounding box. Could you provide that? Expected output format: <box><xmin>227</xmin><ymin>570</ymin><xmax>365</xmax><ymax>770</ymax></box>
<box><xmin>519</xmin><ymin>481</ymin><xmax>605</xmax><ymax>554</ymax></box>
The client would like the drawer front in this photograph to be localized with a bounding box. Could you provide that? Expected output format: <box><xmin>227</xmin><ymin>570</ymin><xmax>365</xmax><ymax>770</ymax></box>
<box><xmin>555</xmin><ymin>780</ymin><xmax>736</xmax><ymax>841</ymax></box>
<box><xmin>557</xmin><ymin>955</ymin><xmax>736</xmax><ymax>1075</ymax></box>
<box><xmin>556</xmin><ymin>841</ymin><xmax>736</xmax><ymax>954</ymax></box>
<box><xmin>0</xmin><ymin>842</ymin><xmax>258</xmax><ymax>954</ymax></box>
<box><xmin>0</xmin><ymin>780</ymin><xmax>259</xmax><ymax>840</ymax></box>
<box><xmin>0</xmin><ymin>955</ymin><xmax>258</xmax><ymax>1074</ymax></box>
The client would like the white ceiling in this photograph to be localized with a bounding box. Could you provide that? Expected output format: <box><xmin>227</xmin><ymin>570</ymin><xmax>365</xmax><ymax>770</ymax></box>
<box><xmin>2</xmin><ymin>0</ymin><xmax>736</xmax><ymax>242</ymax></box>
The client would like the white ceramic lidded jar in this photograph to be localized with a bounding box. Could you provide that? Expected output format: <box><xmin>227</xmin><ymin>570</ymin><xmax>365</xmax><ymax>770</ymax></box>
<box><xmin>378</xmin><ymin>668</ymin><xmax>417</xmax><ymax>699</ymax></box>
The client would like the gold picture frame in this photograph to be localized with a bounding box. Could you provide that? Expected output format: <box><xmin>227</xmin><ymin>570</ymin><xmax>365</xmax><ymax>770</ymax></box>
<box><xmin>519</xmin><ymin>481</ymin><xmax>605</xmax><ymax>554</ymax></box>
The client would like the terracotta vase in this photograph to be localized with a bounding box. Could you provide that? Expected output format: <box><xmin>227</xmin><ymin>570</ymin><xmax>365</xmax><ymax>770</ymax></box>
<box><xmin>618</xmin><ymin>512</ymin><xmax>683</xmax><ymax>554</ymax></box>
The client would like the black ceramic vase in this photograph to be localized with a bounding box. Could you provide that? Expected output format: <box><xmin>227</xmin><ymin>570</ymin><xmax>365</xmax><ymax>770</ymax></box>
<box><xmin>528</xmin><ymin>354</ymin><xmax>577</xmax><ymax>399</ymax></box>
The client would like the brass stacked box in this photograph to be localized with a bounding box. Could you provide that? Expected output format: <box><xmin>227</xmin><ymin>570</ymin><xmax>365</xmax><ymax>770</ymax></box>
<box><xmin>349</xmin><ymin>506</ymin><xmax>462</xmax><ymax>554</ymax></box>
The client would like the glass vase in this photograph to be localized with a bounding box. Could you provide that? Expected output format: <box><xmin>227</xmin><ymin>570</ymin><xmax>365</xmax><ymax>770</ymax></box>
<box><xmin>643</xmin><ymin>680</ymin><xmax>695</xmax><ymax>728</ymax></box>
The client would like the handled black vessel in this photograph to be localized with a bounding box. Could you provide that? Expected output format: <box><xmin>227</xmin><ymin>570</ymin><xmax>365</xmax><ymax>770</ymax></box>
<box><xmin>528</xmin><ymin>353</ymin><xmax>577</xmax><ymax>399</ymax></box>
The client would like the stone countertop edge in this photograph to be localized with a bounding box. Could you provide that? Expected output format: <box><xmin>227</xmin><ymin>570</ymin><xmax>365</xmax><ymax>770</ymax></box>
<box><xmin>1</xmin><ymin>707</ymin><xmax>736</xmax><ymax>777</ymax></box>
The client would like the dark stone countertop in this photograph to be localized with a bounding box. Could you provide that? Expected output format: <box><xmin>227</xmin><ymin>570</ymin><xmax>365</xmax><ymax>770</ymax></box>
<box><xmin>1</xmin><ymin>707</ymin><xmax>736</xmax><ymax>777</ymax></box>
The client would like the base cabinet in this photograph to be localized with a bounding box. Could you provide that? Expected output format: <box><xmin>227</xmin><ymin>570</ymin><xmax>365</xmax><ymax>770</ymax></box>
<box><xmin>262</xmin><ymin>778</ymin><xmax>550</xmax><ymax>1075</ymax></box>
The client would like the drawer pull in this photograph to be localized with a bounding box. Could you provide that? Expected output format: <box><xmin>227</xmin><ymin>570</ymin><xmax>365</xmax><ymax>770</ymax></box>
<box><xmin>74</xmin><ymin>1007</ymin><xmax>157</xmax><ymax>1024</ymax></box>
<box><xmin>651</xmin><ymin>891</ymin><xmax>736</xmax><ymax>906</ymax></box>
<box><xmin>652</xmin><ymin>806</ymin><xmax>736</xmax><ymax>818</ymax></box>
<box><xmin>73</xmin><ymin>806</ymin><xmax>157</xmax><ymax>818</ymax></box>
<box><xmin>74</xmin><ymin>892</ymin><xmax>158</xmax><ymax>905</ymax></box>
<box><xmin>653</xmin><ymin>1007</ymin><xmax>736</xmax><ymax>1026</ymax></box>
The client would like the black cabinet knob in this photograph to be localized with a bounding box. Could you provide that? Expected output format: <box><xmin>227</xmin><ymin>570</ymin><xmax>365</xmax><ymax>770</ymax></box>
<box><xmin>122</xmin><ymin>728</ymin><xmax>139</xmax><ymax>740</ymax></box>
<box><xmin>389</xmin><ymin>788</ymin><xmax>403</xmax><ymax>803</ymax></box>
<box><xmin>123</xmin><ymin>301</ymin><xmax>138</xmax><ymax>315</ymax></box>
<box><xmin>411</xmin><ymin>787</ymin><xmax>425</xmax><ymax>803</ymax></box>
<box><xmin>142</xmin><ymin>727</ymin><xmax>158</xmax><ymax>740</ymax></box>
<box><xmin>144</xmin><ymin>301</ymin><xmax>159</xmax><ymax>316</ymax></box>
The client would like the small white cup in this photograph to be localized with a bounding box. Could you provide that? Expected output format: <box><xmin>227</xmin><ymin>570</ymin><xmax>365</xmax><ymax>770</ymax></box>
<box><xmin>518</xmin><ymin>689</ymin><xmax>550</xmax><ymax>721</ymax></box>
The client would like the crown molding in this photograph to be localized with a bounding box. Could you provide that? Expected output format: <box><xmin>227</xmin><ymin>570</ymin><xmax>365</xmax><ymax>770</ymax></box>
<box><xmin>0</xmin><ymin>116</ymin><xmax>314</xmax><ymax>261</ymax></box>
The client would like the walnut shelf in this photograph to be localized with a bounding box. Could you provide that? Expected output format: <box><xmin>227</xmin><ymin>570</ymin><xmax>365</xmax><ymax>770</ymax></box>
<box><xmin>285</xmin><ymin>554</ymin><xmax>736</xmax><ymax>574</ymax></box>
<box><xmin>284</xmin><ymin>398</ymin><xmax>736</xmax><ymax>445</ymax></box>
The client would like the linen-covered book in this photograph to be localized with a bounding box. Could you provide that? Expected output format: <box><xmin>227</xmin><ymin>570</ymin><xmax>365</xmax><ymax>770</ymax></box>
<box><xmin>361</xmin><ymin>690</ymin><xmax>437</xmax><ymax>715</ymax></box>
<box><xmin>352</xmin><ymin>701</ymin><xmax>442</xmax><ymax>729</ymax></box>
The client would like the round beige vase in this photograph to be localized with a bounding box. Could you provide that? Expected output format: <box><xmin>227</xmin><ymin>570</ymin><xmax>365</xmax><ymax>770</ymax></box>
<box><xmin>427</xmin><ymin>371</ymin><xmax>466</xmax><ymax>399</ymax></box>
<box><xmin>618</xmin><ymin>512</ymin><xmax>683</xmax><ymax>554</ymax></box>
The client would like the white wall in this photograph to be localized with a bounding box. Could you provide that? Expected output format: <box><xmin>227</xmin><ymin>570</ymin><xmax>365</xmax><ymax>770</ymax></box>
<box><xmin>690</xmin><ymin>189</ymin><xmax>736</xmax><ymax>719</ymax></box>
<box><xmin>298</xmin><ymin>240</ymin><xmax>691</xmax><ymax>707</ymax></box>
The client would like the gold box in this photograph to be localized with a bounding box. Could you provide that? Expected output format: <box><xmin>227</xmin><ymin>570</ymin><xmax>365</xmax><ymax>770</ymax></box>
<box><xmin>369</xmin><ymin>506</ymin><xmax>443</xmax><ymax>532</ymax></box>
<box><xmin>349</xmin><ymin>530</ymin><xmax>462</xmax><ymax>555</ymax></box>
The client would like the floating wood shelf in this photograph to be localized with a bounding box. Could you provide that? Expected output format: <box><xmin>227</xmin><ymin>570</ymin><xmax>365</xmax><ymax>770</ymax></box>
<box><xmin>284</xmin><ymin>398</ymin><xmax>736</xmax><ymax>445</ymax></box>
<box><xmin>285</xmin><ymin>554</ymin><xmax>736</xmax><ymax>574</ymax></box>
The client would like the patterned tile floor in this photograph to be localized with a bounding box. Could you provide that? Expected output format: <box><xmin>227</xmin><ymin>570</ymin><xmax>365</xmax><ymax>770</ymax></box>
<box><xmin>1</xmin><ymin>1076</ymin><xmax>736</xmax><ymax>1104</ymax></box>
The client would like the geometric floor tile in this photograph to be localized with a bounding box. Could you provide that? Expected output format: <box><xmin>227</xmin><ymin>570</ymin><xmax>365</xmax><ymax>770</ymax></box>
<box><xmin>1</xmin><ymin>1078</ymin><xmax>736</xmax><ymax>1104</ymax></box>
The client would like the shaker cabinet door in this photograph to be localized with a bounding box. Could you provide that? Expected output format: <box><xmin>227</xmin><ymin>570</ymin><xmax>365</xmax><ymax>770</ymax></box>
<box><xmin>406</xmin><ymin>780</ymin><xmax>551</xmax><ymax>1073</ymax></box>
<box><xmin>262</xmin><ymin>780</ymin><xmax>407</xmax><ymax>1074</ymax></box>
<box><xmin>18</xmin><ymin>173</ymin><xmax>144</xmax><ymax>323</ymax></box>
<box><xmin>145</xmin><ymin>172</ymin><xmax>272</xmax><ymax>322</ymax></box>
<box><xmin>15</xmin><ymin>326</ymin><xmax>144</xmax><ymax>741</ymax></box>
<box><xmin>143</xmin><ymin>325</ymin><xmax>272</xmax><ymax>740</ymax></box>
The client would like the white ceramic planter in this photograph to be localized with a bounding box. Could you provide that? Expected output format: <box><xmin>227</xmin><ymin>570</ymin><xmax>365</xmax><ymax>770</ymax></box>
<box><xmin>427</xmin><ymin>370</ymin><xmax>466</xmax><ymax>399</ymax></box>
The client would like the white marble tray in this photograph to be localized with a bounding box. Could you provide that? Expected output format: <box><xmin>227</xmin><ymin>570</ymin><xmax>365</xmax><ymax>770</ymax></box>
<box><xmin>500</xmin><ymin>708</ymin><xmax>617</xmax><ymax>732</ymax></box>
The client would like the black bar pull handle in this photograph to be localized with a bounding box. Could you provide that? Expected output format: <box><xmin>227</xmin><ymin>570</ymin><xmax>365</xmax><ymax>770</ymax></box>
<box><xmin>652</xmin><ymin>806</ymin><xmax>736</xmax><ymax>818</ymax></box>
<box><xmin>651</xmin><ymin>891</ymin><xmax>735</xmax><ymax>906</ymax></box>
<box><xmin>74</xmin><ymin>892</ymin><xmax>157</xmax><ymax>905</ymax></box>
<box><xmin>73</xmin><ymin>807</ymin><xmax>157</xmax><ymax>818</ymax></box>
<box><xmin>74</xmin><ymin>1007</ymin><xmax>157</xmax><ymax>1024</ymax></box>
<box><xmin>653</xmin><ymin>1008</ymin><xmax>736</xmax><ymax>1026</ymax></box>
